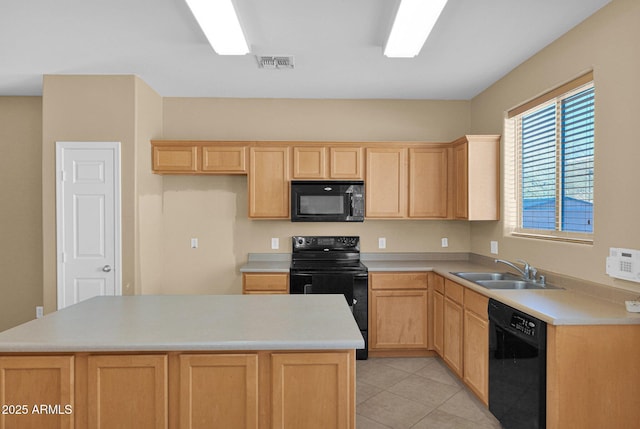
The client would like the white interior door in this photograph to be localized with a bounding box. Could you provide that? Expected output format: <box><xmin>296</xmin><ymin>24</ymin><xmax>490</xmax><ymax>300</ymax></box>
<box><xmin>56</xmin><ymin>142</ymin><xmax>121</xmax><ymax>309</ymax></box>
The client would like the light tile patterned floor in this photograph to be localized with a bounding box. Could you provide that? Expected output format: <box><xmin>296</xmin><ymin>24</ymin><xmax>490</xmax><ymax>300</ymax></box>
<box><xmin>356</xmin><ymin>357</ymin><xmax>502</xmax><ymax>429</ymax></box>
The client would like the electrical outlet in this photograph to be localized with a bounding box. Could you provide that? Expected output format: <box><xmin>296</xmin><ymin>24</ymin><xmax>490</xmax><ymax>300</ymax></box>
<box><xmin>490</xmin><ymin>241</ymin><xmax>499</xmax><ymax>255</ymax></box>
<box><xmin>190</xmin><ymin>238</ymin><xmax>198</xmax><ymax>249</ymax></box>
<box><xmin>441</xmin><ymin>238</ymin><xmax>449</xmax><ymax>248</ymax></box>
<box><xmin>378</xmin><ymin>237</ymin><xmax>386</xmax><ymax>249</ymax></box>
<box><xmin>271</xmin><ymin>238</ymin><xmax>279</xmax><ymax>250</ymax></box>
<box><xmin>36</xmin><ymin>306</ymin><xmax>43</xmax><ymax>319</ymax></box>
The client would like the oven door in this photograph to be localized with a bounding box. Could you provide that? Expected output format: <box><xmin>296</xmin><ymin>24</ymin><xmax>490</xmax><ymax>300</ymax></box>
<box><xmin>290</xmin><ymin>271</ymin><xmax>368</xmax><ymax>359</ymax></box>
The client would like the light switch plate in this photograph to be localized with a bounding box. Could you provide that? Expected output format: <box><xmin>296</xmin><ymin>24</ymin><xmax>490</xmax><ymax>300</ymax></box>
<box><xmin>271</xmin><ymin>238</ymin><xmax>279</xmax><ymax>250</ymax></box>
<box><xmin>490</xmin><ymin>241</ymin><xmax>499</xmax><ymax>254</ymax></box>
<box><xmin>441</xmin><ymin>238</ymin><xmax>448</xmax><ymax>248</ymax></box>
<box><xmin>190</xmin><ymin>238</ymin><xmax>198</xmax><ymax>249</ymax></box>
<box><xmin>378</xmin><ymin>237</ymin><xmax>386</xmax><ymax>249</ymax></box>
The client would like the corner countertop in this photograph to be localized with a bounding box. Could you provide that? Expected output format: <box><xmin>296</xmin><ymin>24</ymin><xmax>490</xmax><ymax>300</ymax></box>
<box><xmin>239</xmin><ymin>252</ymin><xmax>640</xmax><ymax>326</ymax></box>
<box><xmin>0</xmin><ymin>295</ymin><xmax>364</xmax><ymax>353</ymax></box>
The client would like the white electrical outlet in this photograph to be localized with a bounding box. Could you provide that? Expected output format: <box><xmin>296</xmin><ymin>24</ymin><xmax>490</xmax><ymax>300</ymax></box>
<box><xmin>378</xmin><ymin>237</ymin><xmax>386</xmax><ymax>249</ymax></box>
<box><xmin>190</xmin><ymin>238</ymin><xmax>198</xmax><ymax>249</ymax></box>
<box><xmin>441</xmin><ymin>238</ymin><xmax>449</xmax><ymax>248</ymax></box>
<box><xmin>490</xmin><ymin>241</ymin><xmax>499</xmax><ymax>255</ymax></box>
<box><xmin>271</xmin><ymin>238</ymin><xmax>279</xmax><ymax>250</ymax></box>
<box><xmin>36</xmin><ymin>306</ymin><xmax>43</xmax><ymax>319</ymax></box>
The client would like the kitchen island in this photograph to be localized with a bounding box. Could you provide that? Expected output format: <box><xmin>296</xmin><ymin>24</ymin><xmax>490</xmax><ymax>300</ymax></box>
<box><xmin>0</xmin><ymin>294</ymin><xmax>364</xmax><ymax>429</ymax></box>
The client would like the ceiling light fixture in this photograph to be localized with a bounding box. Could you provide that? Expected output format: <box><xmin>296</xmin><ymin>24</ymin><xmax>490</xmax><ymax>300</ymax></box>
<box><xmin>384</xmin><ymin>0</ymin><xmax>449</xmax><ymax>58</ymax></box>
<box><xmin>184</xmin><ymin>0</ymin><xmax>249</xmax><ymax>55</ymax></box>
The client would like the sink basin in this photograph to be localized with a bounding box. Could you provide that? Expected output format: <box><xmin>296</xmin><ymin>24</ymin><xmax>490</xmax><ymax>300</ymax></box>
<box><xmin>451</xmin><ymin>272</ymin><xmax>563</xmax><ymax>290</ymax></box>
<box><xmin>452</xmin><ymin>272</ymin><xmax>521</xmax><ymax>282</ymax></box>
<box><xmin>475</xmin><ymin>280</ymin><xmax>562</xmax><ymax>290</ymax></box>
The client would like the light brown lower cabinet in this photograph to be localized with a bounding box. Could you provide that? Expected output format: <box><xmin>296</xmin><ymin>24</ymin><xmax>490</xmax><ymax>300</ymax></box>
<box><xmin>431</xmin><ymin>274</ymin><xmax>445</xmax><ymax>355</ymax></box>
<box><xmin>369</xmin><ymin>272</ymin><xmax>429</xmax><ymax>354</ymax></box>
<box><xmin>0</xmin><ymin>355</ymin><xmax>75</xmax><ymax>429</ymax></box>
<box><xmin>462</xmin><ymin>289</ymin><xmax>489</xmax><ymax>405</ymax></box>
<box><xmin>271</xmin><ymin>352</ymin><xmax>353</xmax><ymax>429</ymax></box>
<box><xmin>179</xmin><ymin>354</ymin><xmax>258</xmax><ymax>429</ymax></box>
<box><xmin>442</xmin><ymin>280</ymin><xmax>464</xmax><ymax>377</ymax></box>
<box><xmin>0</xmin><ymin>350</ymin><xmax>355</xmax><ymax>429</ymax></box>
<box><xmin>87</xmin><ymin>354</ymin><xmax>168</xmax><ymax>429</ymax></box>
<box><xmin>242</xmin><ymin>273</ymin><xmax>289</xmax><ymax>294</ymax></box>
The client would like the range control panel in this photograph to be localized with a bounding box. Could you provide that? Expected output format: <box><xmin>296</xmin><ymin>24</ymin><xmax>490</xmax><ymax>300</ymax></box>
<box><xmin>510</xmin><ymin>313</ymin><xmax>539</xmax><ymax>337</ymax></box>
<box><xmin>292</xmin><ymin>236</ymin><xmax>359</xmax><ymax>251</ymax></box>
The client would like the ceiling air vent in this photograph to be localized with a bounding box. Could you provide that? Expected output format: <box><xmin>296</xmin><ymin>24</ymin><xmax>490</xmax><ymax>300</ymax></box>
<box><xmin>256</xmin><ymin>55</ymin><xmax>295</xmax><ymax>70</ymax></box>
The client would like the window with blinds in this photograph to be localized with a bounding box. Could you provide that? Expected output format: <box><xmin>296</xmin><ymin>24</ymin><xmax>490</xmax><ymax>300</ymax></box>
<box><xmin>507</xmin><ymin>73</ymin><xmax>594</xmax><ymax>242</ymax></box>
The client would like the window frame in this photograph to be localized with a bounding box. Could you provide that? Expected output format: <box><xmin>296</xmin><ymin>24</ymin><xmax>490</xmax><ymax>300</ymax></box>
<box><xmin>506</xmin><ymin>73</ymin><xmax>595</xmax><ymax>244</ymax></box>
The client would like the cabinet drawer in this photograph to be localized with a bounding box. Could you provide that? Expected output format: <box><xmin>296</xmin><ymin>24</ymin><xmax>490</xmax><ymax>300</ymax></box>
<box><xmin>464</xmin><ymin>288</ymin><xmax>488</xmax><ymax>318</ymax></box>
<box><xmin>431</xmin><ymin>273</ymin><xmax>445</xmax><ymax>294</ymax></box>
<box><xmin>444</xmin><ymin>279</ymin><xmax>464</xmax><ymax>305</ymax></box>
<box><xmin>370</xmin><ymin>272</ymin><xmax>428</xmax><ymax>290</ymax></box>
<box><xmin>242</xmin><ymin>273</ymin><xmax>289</xmax><ymax>293</ymax></box>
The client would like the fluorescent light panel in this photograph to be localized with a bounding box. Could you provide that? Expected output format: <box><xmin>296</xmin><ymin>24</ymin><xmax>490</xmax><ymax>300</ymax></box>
<box><xmin>384</xmin><ymin>0</ymin><xmax>449</xmax><ymax>58</ymax></box>
<box><xmin>185</xmin><ymin>0</ymin><xmax>249</xmax><ymax>55</ymax></box>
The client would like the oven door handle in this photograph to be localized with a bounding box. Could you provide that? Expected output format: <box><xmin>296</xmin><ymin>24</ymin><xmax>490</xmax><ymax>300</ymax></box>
<box><xmin>303</xmin><ymin>283</ymin><xmax>313</xmax><ymax>294</ymax></box>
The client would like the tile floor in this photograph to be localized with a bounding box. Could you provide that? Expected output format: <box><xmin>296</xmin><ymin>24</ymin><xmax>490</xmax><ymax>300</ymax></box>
<box><xmin>356</xmin><ymin>357</ymin><xmax>502</xmax><ymax>429</ymax></box>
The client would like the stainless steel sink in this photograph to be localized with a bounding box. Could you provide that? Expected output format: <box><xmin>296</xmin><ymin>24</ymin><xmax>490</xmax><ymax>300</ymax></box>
<box><xmin>451</xmin><ymin>272</ymin><xmax>563</xmax><ymax>290</ymax></box>
<box><xmin>475</xmin><ymin>280</ymin><xmax>562</xmax><ymax>290</ymax></box>
<box><xmin>452</xmin><ymin>272</ymin><xmax>520</xmax><ymax>282</ymax></box>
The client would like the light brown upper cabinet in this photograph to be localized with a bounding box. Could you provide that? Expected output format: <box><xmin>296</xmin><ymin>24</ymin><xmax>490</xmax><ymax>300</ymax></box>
<box><xmin>409</xmin><ymin>147</ymin><xmax>448</xmax><ymax>218</ymax></box>
<box><xmin>365</xmin><ymin>147</ymin><xmax>408</xmax><ymax>218</ymax></box>
<box><xmin>292</xmin><ymin>145</ymin><xmax>363</xmax><ymax>179</ymax></box>
<box><xmin>249</xmin><ymin>146</ymin><xmax>290</xmax><ymax>218</ymax></box>
<box><xmin>151</xmin><ymin>140</ymin><xmax>248</xmax><ymax>174</ymax></box>
<box><xmin>201</xmin><ymin>145</ymin><xmax>247</xmax><ymax>174</ymax></box>
<box><xmin>452</xmin><ymin>135</ymin><xmax>500</xmax><ymax>220</ymax></box>
<box><xmin>152</xmin><ymin>143</ymin><xmax>198</xmax><ymax>173</ymax></box>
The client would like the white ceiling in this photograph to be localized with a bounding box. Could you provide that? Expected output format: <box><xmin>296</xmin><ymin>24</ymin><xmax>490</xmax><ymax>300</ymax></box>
<box><xmin>0</xmin><ymin>0</ymin><xmax>611</xmax><ymax>99</ymax></box>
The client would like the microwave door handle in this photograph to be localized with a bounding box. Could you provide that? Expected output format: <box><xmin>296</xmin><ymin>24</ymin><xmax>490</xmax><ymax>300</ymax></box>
<box><xmin>349</xmin><ymin>194</ymin><xmax>354</xmax><ymax>217</ymax></box>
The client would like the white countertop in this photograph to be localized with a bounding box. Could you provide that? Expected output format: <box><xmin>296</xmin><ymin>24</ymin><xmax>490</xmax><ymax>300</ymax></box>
<box><xmin>0</xmin><ymin>295</ymin><xmax>365</xmax><ymax>353</ymax></box>
<box><xmin>239</xmin><ymin>254</ymin><xmax>640</xmax><ymax>326</ymax></box>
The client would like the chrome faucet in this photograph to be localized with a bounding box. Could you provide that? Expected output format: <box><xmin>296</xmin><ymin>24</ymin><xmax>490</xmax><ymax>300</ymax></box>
<box><xmin>495</xmin><ymin>259</ymin><xmax>537</xmax><ymax>281</ymax></box>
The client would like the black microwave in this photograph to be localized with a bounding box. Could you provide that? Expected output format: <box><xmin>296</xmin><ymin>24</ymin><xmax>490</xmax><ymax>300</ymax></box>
<box><xmin>290</xmin><ymin>180</ymin><xmax>365</xmax><ymax>222</ymax></box>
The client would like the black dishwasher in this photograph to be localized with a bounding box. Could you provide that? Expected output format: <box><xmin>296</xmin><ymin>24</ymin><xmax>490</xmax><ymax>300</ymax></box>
<box><xmin>488</xmin><ymin>299</ymin><xmax>547</xmax><ymax>429</ymax></box>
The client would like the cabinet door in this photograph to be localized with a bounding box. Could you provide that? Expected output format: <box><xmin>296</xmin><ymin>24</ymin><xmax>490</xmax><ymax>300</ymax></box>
<box><xmin>409</xmin><ymin>147</ymin><xmax>448</xmax><ymax>218</ymax></box>
<box><xmin>201</xmin><ymin>145</ymin><xmax>247</xmax><ymax>174</ymax></box>
<box><xmin>152</xmin><ymin>145</ymin><xmax>198</xmax><ymax>173</ymax></box>
<box><xmin>271</xmin><ymin>352</ymin><xmax>353</xmax><ymax>429</ymax></box>
<box><xmin>179</xmin><ymin>354</ymin><xmax>258</xmax><ymax>429</ymax></box>
<box><xmin>370</xmin><ymin>290</ymin><xmax>429</xmax><ymax>349</ymax></box>
<box><xmin>365</xmin><ymin>148</ymin><xmax>407</xmax><ymax>218</ymax></box>
<box><xmin>443</xmin><ymin>297</ymin><xmax>463</xmax><ymax>377</ymax></box>
<box><xmin>242</xmin><ymin>273</ymin><xmax>289</xmax><ymax>294</ymax></box>
<box><xmin>463</xmin><ymin>309</ymin><xmax>489</xmax><ymax>405</ymax></box>
<box><xmin>329</xmin><ymin>147</ymin><xmax>363</xmax><ymax>179</ymax></box>
<box><xmin>292</xmin><ymin>146</ymin><xmax>327</xmax><ymax>179</ymax></box>
<box><xmin>0</xmin><ymin>356</ymin><xmax>74</xmax><ymax>429</ymax></box>
<box><xmin>453</xmin><ymin>142</ymin><xmax>468</xmax><ymax>219</ymax></box>
<box><xmin>432</xmin><ymin>290</ymin><xmax>444</xmax><ymax>356</ymax></box>
<box><xmin>87</xmin><ymin>355</ymin><xmax>167</xmax><ymax>429</ymax></box>
<box><xmin>248</xmin><ymin>147</ymin><xmax>290</xmax><ymax>218</ymax></box>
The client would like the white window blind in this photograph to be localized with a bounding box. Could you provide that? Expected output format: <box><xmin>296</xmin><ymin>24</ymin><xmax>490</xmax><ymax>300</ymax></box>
<box><xmin>507</xmin><ymin>73</ymin><xmax>594</xmax><ymax>242</ymax></box>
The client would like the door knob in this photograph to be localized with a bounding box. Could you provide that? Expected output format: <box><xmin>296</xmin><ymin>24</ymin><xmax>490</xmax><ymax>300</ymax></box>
<box><xmin>102</xmin><ymin>265</ymin><xmax>112</xmax><ymax>272</ymax></box>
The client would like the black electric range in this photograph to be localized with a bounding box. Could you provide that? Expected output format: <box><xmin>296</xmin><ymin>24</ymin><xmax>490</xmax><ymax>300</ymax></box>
<box><xmin>289</xmin><ymin>236</ymin><xmax>368</xmax><ymax>359</ymax></box>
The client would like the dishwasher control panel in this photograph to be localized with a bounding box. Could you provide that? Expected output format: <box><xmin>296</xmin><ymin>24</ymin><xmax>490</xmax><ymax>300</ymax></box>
<box><xmin>510</xmin><ymin>313</ymin><xmax>539</xmax><ymax>337</ymax></box>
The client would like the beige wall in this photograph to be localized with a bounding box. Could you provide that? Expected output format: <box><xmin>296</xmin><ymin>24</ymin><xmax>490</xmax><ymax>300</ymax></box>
<box><xmin>0</xmin><ymin>97</ymin><xmax>42</xmax><ymax>331</ymax></box>
<box><xmin>470</xmin><ymin>0</ymin><xmax>640</xmax><ymax>291</ymax></box>
<box><xmin>159</xmin><ymin>98</ymin><xmax>471</xmax><ymax>294</ymax></box>
<box><xmin>41</xmin><ymin>75</ymin><xmax>164</xmax><ymax>313</ymax></box>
